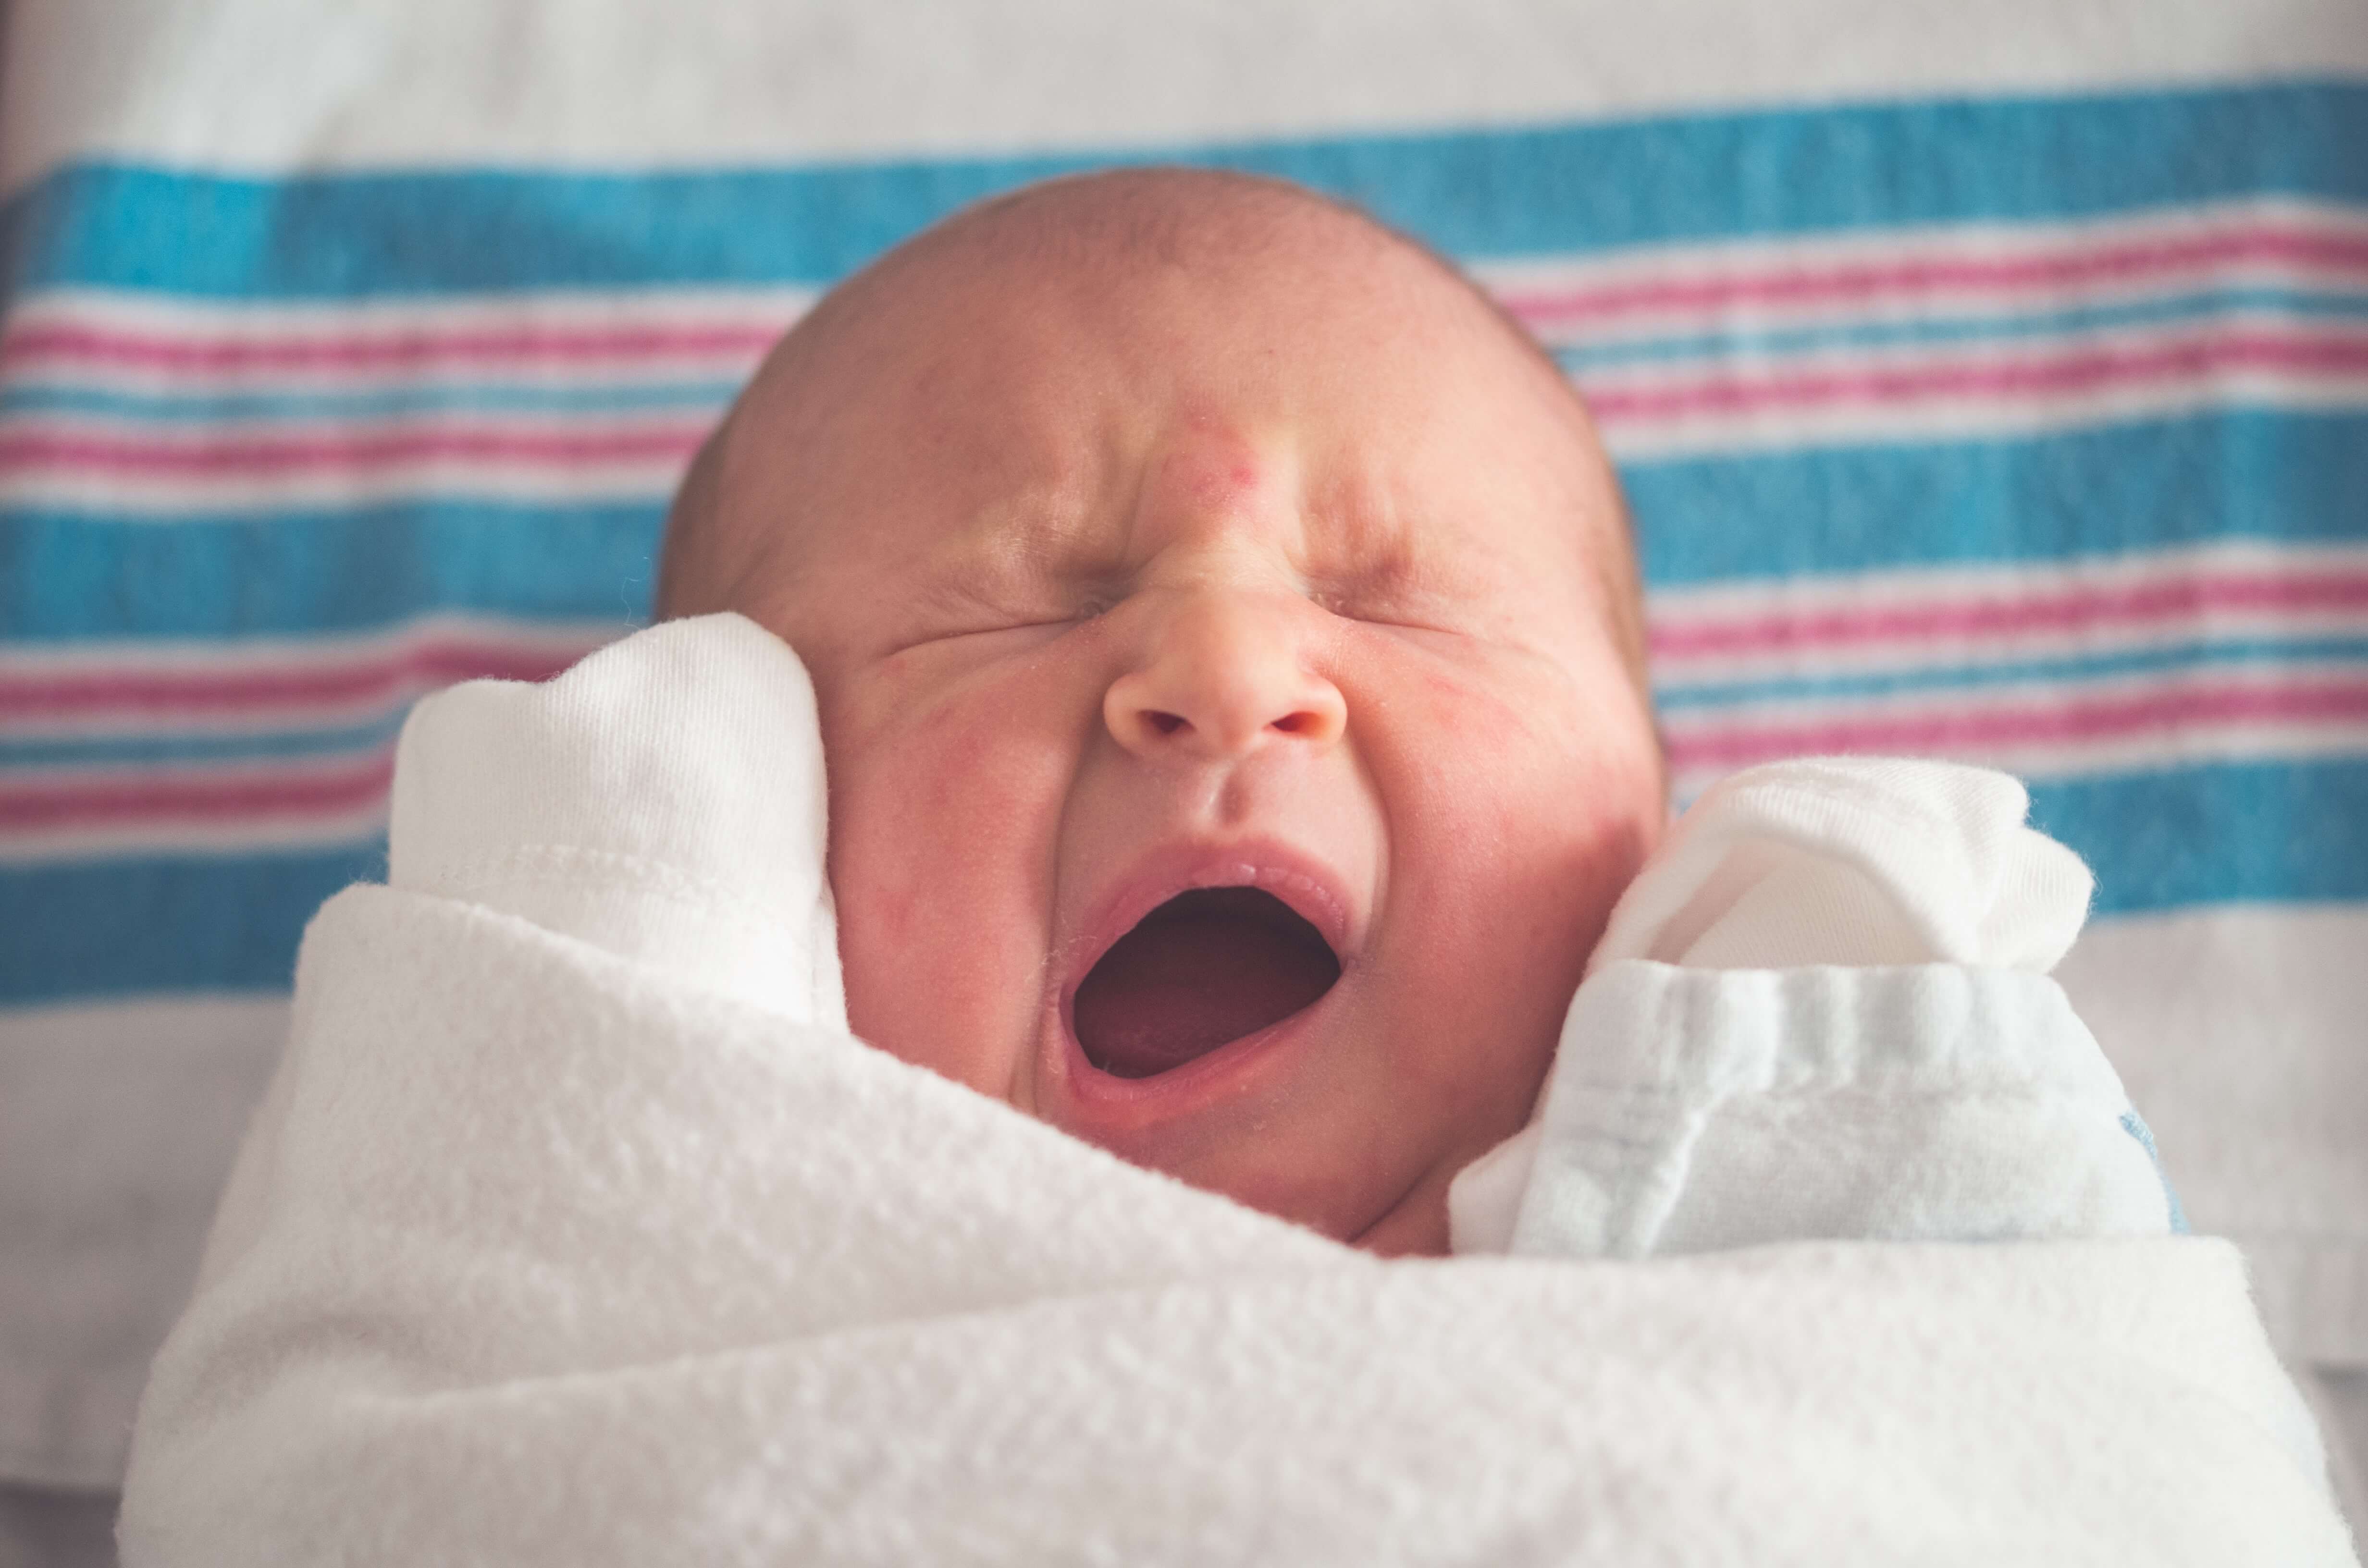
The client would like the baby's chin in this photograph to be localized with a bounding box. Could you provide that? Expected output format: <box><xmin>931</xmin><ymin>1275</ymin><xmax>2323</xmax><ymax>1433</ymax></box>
<box><xmin>1349</xmin><ymin>1176</ymin><xmax>1460</xmax><ymax>1256</ymax></box>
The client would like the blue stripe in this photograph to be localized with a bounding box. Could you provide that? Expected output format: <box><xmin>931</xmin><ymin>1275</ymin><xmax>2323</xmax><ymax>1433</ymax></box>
<box><xmin>2</xmin><ymin>757</ymin><xmax>2359</xmax><ymax>1005</ymax></box>
<box><xmin>2029</xmin><ymin>757</ymin><xmax>2368</xmax><ymax>915</ymax></box>
<box><xmin>8</xmin><ymin>643</ymin><xmax>2360</xmax><ymax>766</ymax></box>
<box><xmin>4</xmin><ymin>637</ymin><xmax>2352</xmax><ymax>767</ymax></box>
<box><xmin>5</xmin><ymin>83</ymin><xmax>2364</xmax><ymax>299</ymax></box>
<box><xmin>9</xmin><ymin>633</ymin><xmax>2346</xmax><ymax>763</ymax></box>
<box><xmin>1655</xmin><ymin>638</ymin><xmax>2368</xmax><ymax>710</ymax></box>
<box><xmin>4</xmin><ymin>291</ymin><xmax>2355</xmax><ymax>424</ymax></box>
<box><xmin>0</xmin><ymin>719</ymin><xmax>403</xmax><ymax>769</ymax></box>
<box><xmin>1628</xmin><ymin>408</ymin><xmax>2368</xmax><ymax>587</ymax></box>
<box><xmin>0</xmin><ymin>845</ymin><xmax>382</xmax><ymax>1002</ymax></box>
<box><xmin>0</xmin><ymin>501</ymin><xmax>662</xmax><ymax>640</ymax></box>
<box><xmin>0</xmin><ymin>379</ymin><xmax>742</xmax><ymax>421</ymax></box>
<box><xmin>2117</xmin><ymin>1108</ymin><xmax>2191</xmax><ymax>1234</ymax></box>
<box><xmin>1554</xmin><ymin>287</ymin><xmax>2368</xmax><ymax>373</ymax></box>
<box><xmin>4</xmin><ymin>408</ymin><xmax>2362</xmax><ymax>641</ymax></box>
<box><xmin>8</xmin><ymin>291</ymin><xmax>2356</xmax><ymax>416</ymax></box>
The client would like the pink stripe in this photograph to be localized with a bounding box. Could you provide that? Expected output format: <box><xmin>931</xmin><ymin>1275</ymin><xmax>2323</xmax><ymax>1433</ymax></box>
<box><xmin>0</xmin><ymin>321</ymin><xmax>785</xmax><ymax>375</ymax></box>
<box><xmin>1665</xmin><ymin>678</ymin><xmax>2368</xmax><ymax>772</ymax></box>
<box><xmin>1500</xmin><ymin>224</ymin><xmax>2368</xmax><ymax>326</ymax></box>
<box><xmin>6</xmin><ymin>571</ymin><xmax>2360</xmax><ymax>724</ymax></box>
<box><xmin>5</xmin><ymin>220</ymin><xmax>2360</xmax><ymax>379</ymax></box>
<box><xmin>1651</xmin><ymin>571</ymin><xmax>2368</xmax><ymax>660</ymax></box>
<box><xmin>7</xmin><ymin>326</ymin><xmax>2360</xmax><ymax>485</ymax></box>
<box><xmin>0</xmin><ymin>638</ymin><xmax>598</xmax><ymax>720</ymax></box>
<box><xmin>1582</xmin><ymin>328</ymin><xmax>2368</xmax><ymax>424</ymax></box>
<box><xmin>16</xmin><ymin>679</ymin><xmax>2364</xmax><ymax>834</ymax></box>
<box><xmin>0</xmin><ymin>755</ymin><xmax>393</xmax><ymax>831</ymax></box>
<box><xmin>0</xmin><ymin>424</ymin><xmax>705</xmax><ymax>478</ymax></box>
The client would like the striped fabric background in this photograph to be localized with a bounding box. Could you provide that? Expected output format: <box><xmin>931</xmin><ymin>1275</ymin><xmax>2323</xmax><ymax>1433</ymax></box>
<box><xmin>4</xmin><ymin>82</ymin><xmax>2365</xmax><ymax>1010</ymax></box>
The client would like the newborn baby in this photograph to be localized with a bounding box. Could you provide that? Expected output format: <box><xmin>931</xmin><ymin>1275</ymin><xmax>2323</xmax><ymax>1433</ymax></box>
<box><xmin>657</xmin><ymin>167</ymin><xmax>1665</xmax><ymax>1254</ymax></box>
<box><xmin>125</xmin><ymin>170</ymin><xmax>2326</xmax><ymax>1568</ymax></box>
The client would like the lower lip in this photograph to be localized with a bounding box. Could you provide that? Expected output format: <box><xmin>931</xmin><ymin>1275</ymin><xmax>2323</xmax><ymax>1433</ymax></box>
<box><xmin>1053</xmin><ymin>980</ymin><xmax>1338</xmax><ymax>1119</ymax></box>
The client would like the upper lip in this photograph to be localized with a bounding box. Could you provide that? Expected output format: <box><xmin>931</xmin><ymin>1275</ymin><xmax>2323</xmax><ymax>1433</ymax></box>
<box><xmin>1058</xmin><ymin>835</ymin><xmax>1361</xmax><ymax>1018</ymax></box>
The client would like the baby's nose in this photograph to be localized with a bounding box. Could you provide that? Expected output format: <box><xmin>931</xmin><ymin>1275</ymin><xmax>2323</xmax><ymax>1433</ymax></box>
<box><xmin>1104</xmin><ymin>593</ymin><xmax>1347</xmax><ymax>760</ymax></box>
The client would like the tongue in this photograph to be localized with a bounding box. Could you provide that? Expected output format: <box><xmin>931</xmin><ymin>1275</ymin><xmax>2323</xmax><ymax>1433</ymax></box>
<box><xmin>1073</xmin><ymin>886</ymin><xmax>1342</xmax><ymax>1079</ymax></box>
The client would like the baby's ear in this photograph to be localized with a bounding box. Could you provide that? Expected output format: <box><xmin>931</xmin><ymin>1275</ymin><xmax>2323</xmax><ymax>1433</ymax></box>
<box><xmin>388</xmin><ymin>613</ymin><xmax>845</xmax><ymax>1027</ymax></box>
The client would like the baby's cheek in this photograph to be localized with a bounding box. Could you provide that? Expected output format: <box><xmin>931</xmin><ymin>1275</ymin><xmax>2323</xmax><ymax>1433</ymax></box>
<box><xmin>1411</xmin><ymin>667</ymin><xmax>1539</xmax><ymax>747</ymax></box>
<box><xmin>1372</xmin><ymin>662</ymin><xmax>1658</xmax><ymax>1079</ymax></box>
<box><xmin>823</xmin><ymin>688</ymin><xmax>1076</xmax><ymax>1099</ymax></box>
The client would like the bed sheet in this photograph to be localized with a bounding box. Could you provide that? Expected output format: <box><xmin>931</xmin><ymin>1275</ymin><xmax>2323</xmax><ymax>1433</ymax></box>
<box><xmin>2</xmin><ymin>0</ymin><xmax>2365</xmax><ymax>1519</ymax></box>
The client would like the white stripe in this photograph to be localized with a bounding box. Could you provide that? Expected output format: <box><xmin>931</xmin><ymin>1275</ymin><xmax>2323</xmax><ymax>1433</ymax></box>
<box><xmin>0</xmin><ymin>612</ymin><xmax>624</xmax><ymax>674</ymax></box>
<box><xmin>8</xmin><ymin>0</ymin><xmax>2365</xmax><ymax>190</ymax></box>
<box><xmin>0</xmin><ymin>615</ymin><xmax>628</xmax><ymax>739</ymax></box>
<box><xmin>1648</xmin><ymin>541</ymin><xmax>2368</xmax><ymax>679</ymax></box>
<box><xmin>1584</xmin><ymin>311</ymin><xmax>2368</xmax><ymax>456</ymax></box>
<box><xmin>1599</xmin><ymin>366</ymin><xmax>2368</xmax><ymax>458</ymax></box>
<box><xmin>0</xmin><ymin>462</ymin><xmax>691</xmax><ymax>513</ymax></box>
<box><xmin>1663</xmin><ymin>673</ymin><xmax>2368</xmax><ymax>797</ymax></box>
<box><xmin>3</xmin><ymin>283</ymin><xmax>810</xmax><ymax>361</ymax></box>
<box><xmin>0</xmin><ymin>806</ymin><xmax>392</xmax><ymax>866</ymax></box>
<box><xmin>1668</xmin><ymin>723</ymin><xmax>2368</xmax><ymax>804</ymax></box>
<box><xmin>1484</xmin><ymin>198</ymin><xmax>2368</xmax><ymax>345</ymax></box>
<box><xmin>0</xmin><ymin>289</ymin><xmax>797</xmax><ymax>396</ymax></box>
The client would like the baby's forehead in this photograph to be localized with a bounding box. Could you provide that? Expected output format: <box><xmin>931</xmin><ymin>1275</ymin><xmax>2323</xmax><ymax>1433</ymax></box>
<box><xmin>791</xmin><ymin>174</ymin><xmax>1546</xmax><ymax>395</ymax></box>
<box><xmin>667</xmin><ymin>173</ymin><xmax>1638</xmax><ymax>659</ymax></box>
<box><xmin>792</xmin><ymin>218</ymin><xmax>1577</xmax><ymax>476</ymax></box>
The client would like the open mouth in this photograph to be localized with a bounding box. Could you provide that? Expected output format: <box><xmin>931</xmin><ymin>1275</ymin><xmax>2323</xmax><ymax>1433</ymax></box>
<box><xmin>1071</xmin><ymin>886</ymin><xmax>1343</xmax><ymax>1079</ymax></box>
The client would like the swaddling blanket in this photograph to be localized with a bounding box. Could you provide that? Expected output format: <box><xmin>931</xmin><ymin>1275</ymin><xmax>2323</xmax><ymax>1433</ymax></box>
<box><xmin>118</xmin><ymin>616</ymin><xmax>2352</xmax><ymax>1565</ymax></box>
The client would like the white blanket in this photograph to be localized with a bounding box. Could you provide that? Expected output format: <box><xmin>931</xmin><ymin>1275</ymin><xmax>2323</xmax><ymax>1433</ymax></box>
<box><xmin>118</xmin><ymin>617</ymin><xmax>2355</xmax><ymax>1564</ymax></box>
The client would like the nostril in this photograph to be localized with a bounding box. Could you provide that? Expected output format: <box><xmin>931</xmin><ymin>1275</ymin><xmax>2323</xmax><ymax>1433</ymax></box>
<box><xmin>1271</xmin><ymin>712</ymin><xmax>1318</xmax><ymax>735</ymax></box>
<box><xmin>1147</xmin><ymin>711</ymin><xmax>1190</xmax><ymax>736</ymax></box>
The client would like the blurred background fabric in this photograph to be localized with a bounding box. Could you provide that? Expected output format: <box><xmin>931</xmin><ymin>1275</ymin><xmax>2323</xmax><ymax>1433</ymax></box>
<box><xmin>3</xmin><ymin>0</ymin><xmax>2365</xmax><ymax>1556</ymax></box>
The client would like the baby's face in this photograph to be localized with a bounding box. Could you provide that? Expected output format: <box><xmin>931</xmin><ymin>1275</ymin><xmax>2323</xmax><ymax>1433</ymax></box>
<box><xmin>713</xmin><ymin>201</ymin><xmax>1662</xmax><ymax>1252</ymax></box>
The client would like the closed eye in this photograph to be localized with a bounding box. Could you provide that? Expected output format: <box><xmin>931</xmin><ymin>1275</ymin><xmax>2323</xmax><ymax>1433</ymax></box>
<box><xmin>882</xmin><ymin>615</ymin><xmax>1085</xmax><ymax>659</ymax></box>
<box><xmin>1312</xmin><ymin>591</ymin><xmax>1465</xmax><ymax>639</ymax></box>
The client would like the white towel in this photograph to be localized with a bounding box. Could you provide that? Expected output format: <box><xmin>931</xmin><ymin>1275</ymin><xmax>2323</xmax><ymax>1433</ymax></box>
<box><xmin>119</xmin><ymin>615</ymin><xmax>2355</xmax><ymax>1565</ymax></box>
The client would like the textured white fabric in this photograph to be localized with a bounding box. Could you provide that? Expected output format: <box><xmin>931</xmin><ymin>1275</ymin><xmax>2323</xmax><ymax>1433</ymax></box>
<box><xmin>1485</xmin><ymin>963</ymin><xmax>2172</xmax><ymax>1258</ymax></box>
<box><xmin>1593</xmin><ymin>757</ymin><xmax>2095</xmax><ymax>975</ymax></box>
<box><xmin>2057</xmin><ymin>906</ymin><xmax>2368</xmax><ymax>1369</ymax></box>
<box><xmin>1447</xmin><ymin>758</ymin><xmax>2159</xmax><ymax>1256</ymax></box>
<box><xmin>117</xmin><ymin>617</ymin><xmax>2355</xmax><ymax>1563</ymax></box>
<box><xmin>12</xmin><ymin>0</ymin><xmax>2367</xmax><ymax>189</ymax></box>
<box><xmin>388</xmin><ymin>612</ymin><xmax>844</xmax><ymax>1029</ymax></box>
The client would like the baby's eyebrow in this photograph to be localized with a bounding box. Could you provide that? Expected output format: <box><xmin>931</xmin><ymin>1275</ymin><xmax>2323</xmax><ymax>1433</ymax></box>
<box><xmin>902</xmin><ymin>485</ymin><xmax>1129</xmax><ymax>621</ymax></box>
<box><xmin>1300</xmin><ymin>476</ymin><xmax>1490</xmax><ymax>609</ymax></box>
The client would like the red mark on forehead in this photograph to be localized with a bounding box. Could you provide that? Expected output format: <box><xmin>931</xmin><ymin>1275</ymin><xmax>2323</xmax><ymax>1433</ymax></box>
<box><xmin>1150</xmin><ymin>419</ymin><xmax>1272</xmax><ymax>518</ymax></box>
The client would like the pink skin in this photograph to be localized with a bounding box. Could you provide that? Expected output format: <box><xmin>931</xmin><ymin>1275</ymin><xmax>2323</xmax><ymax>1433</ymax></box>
<box><xmin>713</xmin><ymin>197</ymin><xmax>1664</xmax><ymax>1254</ymax></box>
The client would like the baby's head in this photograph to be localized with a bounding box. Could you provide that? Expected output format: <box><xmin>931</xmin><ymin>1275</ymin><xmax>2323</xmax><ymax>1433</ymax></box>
<box><xmin>661</xmin><ymin>168</ymin><xmax>1663</xmax><ymax>1253</ymax></box>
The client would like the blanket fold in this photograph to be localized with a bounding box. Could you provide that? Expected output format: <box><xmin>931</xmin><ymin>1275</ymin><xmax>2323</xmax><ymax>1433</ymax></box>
<box><xmin>118</xmin><ymin>616</ymin><xmax>2356</xmax><ymax>1565</ymax></box>
<box><xmin>119</xmin><ymin>883</ymin><xmax>2355</xmax><ymax>1565</ymax></box>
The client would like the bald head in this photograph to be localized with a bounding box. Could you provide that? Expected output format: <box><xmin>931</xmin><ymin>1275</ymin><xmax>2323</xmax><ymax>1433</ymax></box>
<box><xmin>652</xmin><ymin>167</ymin><xmax>1670</xmax><ymax>1244</ymax></box>
<box><xmin>654</xmin><ymin>167</ymin><xmax>1644</xmax><ymax>688</ymax></box>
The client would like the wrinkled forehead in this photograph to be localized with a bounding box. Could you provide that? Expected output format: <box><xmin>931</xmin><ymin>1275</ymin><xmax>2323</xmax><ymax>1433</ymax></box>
<box><xmin>738</xmin><ymin>216</ymin><xmax>1609</xmax><ymax>547</ymax></box>
<box><xmin>675</xmin><ymin>186</ymin><xmax>1644</xmax><ymax>691</ymax></box>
